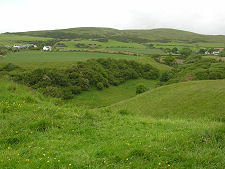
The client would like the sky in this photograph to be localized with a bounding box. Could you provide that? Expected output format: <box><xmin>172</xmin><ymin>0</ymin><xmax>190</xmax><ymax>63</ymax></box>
<box><xmin>1</xmin><ymin>0</ymin><xmax>225</xmax><ymax>35</ymax></box>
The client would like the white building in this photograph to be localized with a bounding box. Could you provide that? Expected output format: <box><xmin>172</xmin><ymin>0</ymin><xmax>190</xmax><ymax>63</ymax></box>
<box><xmin>13</xmin><ymin>44</ymin><xmax>28</xmax><ymax>49</ymax></box>
<box><xmin>43</xmin><ymin>46</ymin><xmax>52</xmax><ymax>51</ymax></box>
<box><xmin>212</xmin><ymin>51</ymin><xmax>220</xmax><ymax>55</ymax></box>
<box><xmin>205</xmin><ymin>51</ymin><xmax>210</xmax><ymax>55</ymax></box>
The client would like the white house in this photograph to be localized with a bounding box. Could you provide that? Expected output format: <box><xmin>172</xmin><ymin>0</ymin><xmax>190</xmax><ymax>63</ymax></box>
<box><xmin>212</xmin><ymin>51</ymin><xmax>220</xmax><ymax>55</ymax></box>
<box><xmin>205</xmin><ymin>51</ymin><xmax>210</xmax><ymax>55</ymax></box>
<box><xmin>13</xmin><ymin>44</ymin><xmax>28</xmax><ymax>49</ymax></box>
<box><xmin>43</xmin><ymin>46</ymin><xmax>52</xmax><ymax>51</ymax></box>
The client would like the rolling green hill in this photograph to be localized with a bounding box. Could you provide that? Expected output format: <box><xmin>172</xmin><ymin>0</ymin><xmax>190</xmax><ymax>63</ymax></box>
<box><xmin>0</xmin><ymin>78</ymin><xmax>224</xmax><ymax>168</ymax></box>
<box><xmin>8</xmin><ymin>27</ymin><xmax>225</xmax><ymax>43</ymax></box>
<box><xmin>110</xmin><ymin>80</ymin><xmax>225</xmax><ymax>121</ymax></box>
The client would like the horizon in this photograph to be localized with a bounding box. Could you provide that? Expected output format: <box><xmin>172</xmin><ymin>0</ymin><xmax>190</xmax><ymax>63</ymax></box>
<box><xmin>1</xmin><ymin>0</ymin><xmax>225</xmax><ymax>35</ymax></box>
<box><xmin>2</xmin><ymin>27</ymin><xmax>225</xmax><ymax>36</ymax></box>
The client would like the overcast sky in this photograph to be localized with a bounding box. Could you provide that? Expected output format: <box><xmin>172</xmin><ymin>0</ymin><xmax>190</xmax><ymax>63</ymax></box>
<box><xmin>1</xmin><ymin>0</ymin><xmax>225</xmax><ymax>35</ymax></box>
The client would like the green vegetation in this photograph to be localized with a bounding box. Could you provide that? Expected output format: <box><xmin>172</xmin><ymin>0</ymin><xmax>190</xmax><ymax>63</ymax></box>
<box><xmin>1</xmin><ymin>27</ymin><xmax>225</xmax><ymax>168</ymax></box>
<box><xmin>136</xmin><ymin>84</ymin><xmax>148</xmax><ymax>94</ymax></box>
<box><xmin>56</xmin><ymin>40</ymin><xmax>146</xmax><ymax>49</ymax></box>
<box><xmin>110</xmin><ymin>80</ymin><xmax>225</xmax><ymax>121</ymax></box>
<box><xmin>9</xmin><ymin>59</ymin><xmax>159</xmax><ymax>100</ymax></box>
<box><xmin>0</xmin><ymin>51</ymin><xmax>136</xmax><ymax>65</ymax></box>
<box><xmin>10</xmin><ymin>27</ymin><xmax>225</xmax><ymax>43</ymax></box>
<box><xmin>0</xmin><ymin>78</ymin><xmax>224</xmax><ymax>168</ymax></box>
<box><xmin>70</xmin><ymin>79</ymin><xmax>156</xmax><ymax>108</ymax></box>
<box><xmin>0</xmin><ymin>34</ymin><xmax>52</xmax><ymax>41</ymax></box>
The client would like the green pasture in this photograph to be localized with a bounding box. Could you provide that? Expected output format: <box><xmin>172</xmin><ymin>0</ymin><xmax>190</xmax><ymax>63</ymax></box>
<box><xmin>110</xmin><ymin>80</ymin><xmax>225</xmax><ymax>120</ymax></box>
<box><xmin>106</xmin><ymin>48</ymin><xmax>165</xmax><ymax>55</ymax></box>
<box><xmin>195</xmin><ymin>42</ymin><xmax>225</xmax><ymax>48</ymax></box>
<box><xmin>0</xmin><ymin>78</ymin><xmax>224</xmax><ymax>168</ymax></box>
<box><xmin>70</xmin><ymin>79</ymin><xmax>157</xmax><ymax>109</ymax></box>
<box><xmin>203</xmin><ymin>55</ymin><xmax>225</xmax><ymax>61</ymax></box>
<box><xmin>0</xmin><ymin>51</ymin><xmax>135</xmax><ymax>63</ymax></box>
<box><xmin>0</xmin><ymin>34</ymin><xmax>52</xmax><ymax>42</ymax></box>
<box><xmin>56</xmin><ymin>40</ymin><xmax>146</xmax><ymax>49</ymax></box>
<box><xmin>0</xmin><ymin>51</ymin><xmax>170</xmax><ymax>71</ymax></box>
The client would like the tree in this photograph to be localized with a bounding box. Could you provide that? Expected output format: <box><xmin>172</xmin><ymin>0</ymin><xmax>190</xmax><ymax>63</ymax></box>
<box><xmin>160</xmin><ymin>72</ymin><xmax>170</xmax><ymax>82</ymax></box>
<box><xmin>220</xmin><ymin>49</ymin><xmax>225</xmax><ymax>57</ymax></box>
<box><xmin>172</xmin><ymin>47</ymin><xmax>178</xmax><ymax>54</ymax></box>
<box><xmin>96</xmin><ymin>82</ymin><xmax>104</xmax><ymax>90</ymax></box>
<box><xmin>208</xmin><ymin>48</ymin><xmax>215</xmax><ymax>54</ymax></box>
<box><xmin>136</xmin><ymin>84</ymin><xmax>147</xmax><ymax>94</ymax></box>
<box><xmin>179</xmin><ymin>48</ymin><xmax>192</xmax><ymax>57</ymax></box>
<box><xmin>199</xmin><ymin>49</ymin><xmax>206</xmax><ymax>55</ymax></box>
<box><xmin>163</xmin><ymin>56</ymin><xmax>176</xmax><ymax>66</ymax></box>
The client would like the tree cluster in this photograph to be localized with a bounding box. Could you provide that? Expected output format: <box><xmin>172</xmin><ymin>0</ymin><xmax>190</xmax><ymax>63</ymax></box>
<box><xmin>13</xmin><ymin>59</ymin><xmax>159</xmax><ymax>99</ymax></box>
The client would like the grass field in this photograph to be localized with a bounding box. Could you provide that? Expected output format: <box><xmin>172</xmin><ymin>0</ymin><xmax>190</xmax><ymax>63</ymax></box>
<box><xmin>69</xmin><ymin>79</ymin><xmax>157</xmax><ymax>109</ymax></box>
<box><xmin>106</xmin><ymin>48</ymin><xmax>166</xmax><ymax>55</ymax></box>
<box><xmin>195</xmin><ymin>42</ymin><xmax>225</xmax><ymax>48</ymax></box>
<box><xmin>0</xmin><ymin>34</ymin><xmax>52</xmax><ymax>41</ymax></box>
<box><xmin>1</xmin><ymin>27</ymin><xmax>225</xmax><ymax>168</ymax></box>
<box><xmin>110</xmin><ymin>80</ymin><xmax>225</xmax><ymax>120</ymax></box>
<box><xmin>56</xmin><ymin>40</ymin><xmax>146</xmax><ymax>50</ymax></box>
<box><xmin>203</xmin><ymin>55</ymin><xmax>225</xmax><ymax>61</ymax></box>
<box><xmin>0</xmin><ymin>78</ymin><xmax>224</xmax><ymax>168</ymax></box>
<box><xmin>0</xmin><ymin>51</ymin><xmax>170</xmax><ymax>71</ymax></box>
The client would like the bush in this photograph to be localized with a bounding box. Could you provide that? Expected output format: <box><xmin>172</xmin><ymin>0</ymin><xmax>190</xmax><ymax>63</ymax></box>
<box><xmin>12</xmin><ymin>58</ymin><xmax>159</xmax><ymax>99</ymax></box>
<box><xmin>160</xmin><ymin>72</ymin><xmax>170</xmax><ymax>82</ymax></box>
<box><xmin>136</xmin><ymin>84</ymin><xmax>148</xmax><ymax>94</ymax></box>
<box><xmin>96</xmin><ymin>82</ymin><xmax>104</xmax><ymax>90</ymax></box>
<box><xmin>0</xmin><ymin>63</ymin><xmax>20</xmax><ymax>72</ymax></box>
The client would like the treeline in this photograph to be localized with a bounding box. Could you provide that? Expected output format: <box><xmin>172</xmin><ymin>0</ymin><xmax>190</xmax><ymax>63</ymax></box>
<box><xmin>12</xmin><ymin>59</ymin><xmax>159</xmax><ymax>99</ymax></box>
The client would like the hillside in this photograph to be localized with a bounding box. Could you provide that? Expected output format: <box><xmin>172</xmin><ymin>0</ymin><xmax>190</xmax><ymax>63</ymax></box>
<box><xmin>110</xmin><ymin>80</ymin><xmax>225</xmax><ymax>121</ymax></box>
<box><xmin>0</xmin><ymin>78</ymin><xmax>224</xmax><ymax>168</ymax></box>
<box><xmin>7</xmin><ymin>27</ymin><xmax>225</xmax><ymax>43</ymax></box>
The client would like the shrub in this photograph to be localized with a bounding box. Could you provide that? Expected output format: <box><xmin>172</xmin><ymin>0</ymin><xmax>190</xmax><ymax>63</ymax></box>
<box><xmin>96</xmin><ymin>82</ymin><xmax>104</xmax><ymax>90</ymax></box>
<box><xmin>0</xmin><ymin>63</ymin><xmax>20</xmax><ymax>72</ymax></box>
<box><xmin>136</xmin><ymin>84</ymin><xmax>148</xmax><ymax>94</ymax></box>
<box><xmin>70</xmin><ymin>86</ymin><xmax>82</xmax><ymax>94</ymax></box>
<box><xmin>160</xmin><ymin>72</ymin><xmax>170</xmax><ymax>82</ymax></box>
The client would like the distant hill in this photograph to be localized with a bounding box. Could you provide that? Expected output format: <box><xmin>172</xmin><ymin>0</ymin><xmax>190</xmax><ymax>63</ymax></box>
<box><xmin>6</xmin><ymin>27</ymin><xmax>225</xmax><ymax>43</ymax></box>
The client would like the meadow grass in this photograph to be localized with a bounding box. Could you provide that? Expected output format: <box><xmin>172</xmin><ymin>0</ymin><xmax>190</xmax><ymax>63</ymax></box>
<box><xmin>0</xmin><ymin>78</ymin><xmax>224</xmax><ymax>168</ymax></box>
<box><xmin>110</xmin><ymin>80</ymin><xmax>225</xmax><ymax>121</ymax></box>
<box><xmin>137</xmin><ymin>57</ymin><xmax>171</xmax><ymax>72</ymax></box>
<box><xmin>106</xmin><ymin>48</ymin><xmax>165</xmax><ymax>55</ymax></box>
<box><xmin>203</xmin><ymin>55</ymin><xmax>225</xmax><ymax>61</ymax></box>
<box><xmin>57</xmin><ymin>40</ymin><xmax>146</xmax><ymax>49</ymax></box>
<box><xmin>195</xmin><ymin>42</ymin><xmax>225</xmax><ymax>48</ymax></box>
<box><xmin>0</xmin><ymin>51</ymin><xmax>136</xmax><ymax>63</ymax></box>
<box><xmin>69</xmin><ymin>79</ymin><xmax>157</xmax><ymax>109</ymax></box>
<box><xmin>0</xmin><ymin>34</ymin><xmax>52</xmax><ymax>41</ymax></box>
<box><xmin>0</xmin><ymin>51</ymin><xmax>170</xmax><ymax>71</ymax></box>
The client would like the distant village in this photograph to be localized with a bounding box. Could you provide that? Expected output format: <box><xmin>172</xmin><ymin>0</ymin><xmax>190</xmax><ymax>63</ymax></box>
<box><xmin>0</xmin><ymin>44</ymin><xmax>52</xmax><ymax>51</ymax></box>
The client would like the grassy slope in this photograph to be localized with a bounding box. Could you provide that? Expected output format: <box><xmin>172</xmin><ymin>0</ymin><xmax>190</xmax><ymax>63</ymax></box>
<box><xmin>0</xmin><ymin>34</ymin><xmax>52</xmax><ymax>42</ymax></box>
<box><xmin>110</xmin><ymin>80</ymin><xmax>225</xmax><ymax>121</ymax></box>
<box><xmin>57</xmin><ymin>40</ymin><xmax>146</xmax><ymax>49</ymax></box>
<box><xmin>11</xmin><ymin>27</ymin><xmax>225</xmax><ymax>43</ymax></box>
<box><xmin>0</xmin><ymin>79</ymin><xmax>224</xmax><ymax>169</ymax></box>
<box><xmin>69</xmin><ymin>79</ymin><xmax>157</xmax><ymax>109</ymax></box>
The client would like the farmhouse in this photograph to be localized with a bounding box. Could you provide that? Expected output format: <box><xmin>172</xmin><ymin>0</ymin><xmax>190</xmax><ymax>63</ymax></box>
<box><xmin>212</xmin><ymin>51</ymin><xmax>220</xmax><ymax>55</ymax></box>
<box><xmin>13</xmin><ymin>44</ymin><xmax>29</xmax><ymax>49</ymax></box>
<box><xmin>43</xmin><ymin>46</ymin><xmax>52</xmax><ymax>51</ymax></box>
<box><xmin>0</xmin><ymin>45</ymin><xmax>11</xmax><ymax>48</ymax></box>
<box><xmin>205</xmin><ymin>51</ymin><xmax>210</xmax><ymax>55</ymax></box>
